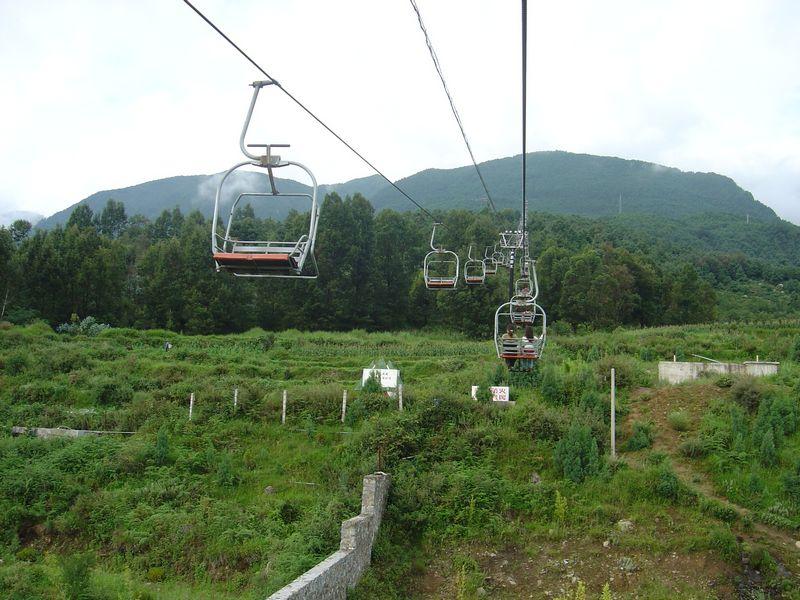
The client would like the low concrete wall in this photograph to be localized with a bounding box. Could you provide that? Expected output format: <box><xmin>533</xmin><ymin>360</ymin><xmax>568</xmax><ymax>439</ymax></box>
<box><xmin>658</xmin><ymin>361</ymin><xmax>779</xmax><ymax>385</ymax></box>
<box><xmin>267</xmin><ymin>472</ymin><xmax>391</xmax><ymax>600</ymax></box>
<box><xmin>10</xmin><ymin>427</ymin><xmax>133</xmax><ymax>438</ymax></box>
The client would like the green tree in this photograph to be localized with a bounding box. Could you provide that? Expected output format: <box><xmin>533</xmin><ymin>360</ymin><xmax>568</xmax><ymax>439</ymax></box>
<box><xmin>66</xmin><ymin>204</ymin><xmax>94</xmax><ymax>229</ymax></box>
<box><xmin>666</xmin><ymin>264</ymin><xmax>716</xmax><ymax>324</ymax></box>
<box><xmin>96</xmin><ymin>199</ymin><xmax>128</xmax><ymax>238</ymax></box>
<box><xmin>554</xmin><ymin>423</ymin><xmax>601</xmax><ymax>483</ymax></box>
<box><xmin>9</xmin><ymin>219</ymin><xmax>32</xmax><ymax>243</ymax></box>
<box><xmin>759</xmin><ymin>428</ymin><xmax>777</xmax><ymax>467</ymax></box>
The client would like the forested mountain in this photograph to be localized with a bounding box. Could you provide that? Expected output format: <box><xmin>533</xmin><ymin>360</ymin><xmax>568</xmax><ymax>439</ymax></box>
<box><xmin>37</xmin><ymin>151</ymin><xmax>776</xmax><ymax>229</ymax></box>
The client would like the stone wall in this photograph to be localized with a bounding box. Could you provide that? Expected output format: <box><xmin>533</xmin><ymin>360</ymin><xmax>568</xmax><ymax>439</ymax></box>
<box><xmin>267</xmin><ymin>472</ymin><xmax>391</xmax><ymax>600</ymax></box>
<box><xmin>658</xmin><ymin>361</ymin><xmax>779</xmax><ymax>385</ymax></box>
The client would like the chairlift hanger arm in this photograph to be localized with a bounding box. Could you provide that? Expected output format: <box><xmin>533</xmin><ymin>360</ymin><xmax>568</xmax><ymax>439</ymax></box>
<box><xmin>182</xmin><ymin>0</ymin><xmax>438</xmax><ymax>222</ymax></box>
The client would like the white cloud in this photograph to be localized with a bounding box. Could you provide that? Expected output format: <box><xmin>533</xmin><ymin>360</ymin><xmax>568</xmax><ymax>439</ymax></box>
<box><xmin>0</xmin><ymin>0</ymin><xmax>798</xmax><ymax>222</ymax></box>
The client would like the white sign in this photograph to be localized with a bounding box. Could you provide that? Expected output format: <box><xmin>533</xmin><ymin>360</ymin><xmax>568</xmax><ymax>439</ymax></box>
<box><xmin>362</xmin><ymin>368</ymin><xmax>400</xmax><ymax>390</ymax></box>
<box><xmin>471</xmin><ymin>386</ymin><xmax>510</xmax><ymax>402</ymax></box>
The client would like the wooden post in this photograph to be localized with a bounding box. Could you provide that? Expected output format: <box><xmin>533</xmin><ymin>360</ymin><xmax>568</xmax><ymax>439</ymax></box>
<box><xmin>233</xmin><ymin>387</ymin><xmax>238</xmax><ymax>412</ymax></box>
<box><xmin>341</xmin><ymin>389</ymin><xmax>347</xmax><ymax>423</ymax></box>
<box><xmin>610</xmin><ymin>368</ymin><xmax>616</xmax><ymax>459</ymax></box>
<box><xmin>281</xmin><ymin>390</ymin><xmax>287</xmax><ymax>425</ymax></box>
<box><xmin>189</xmin><ymin>392</ymin><xmax>194</xmax><ymax>421</ymax></box>
<box><xmin>398</xmin><ymin>384</ymin><xmax>404</xmax><ymax>411</ymax></box>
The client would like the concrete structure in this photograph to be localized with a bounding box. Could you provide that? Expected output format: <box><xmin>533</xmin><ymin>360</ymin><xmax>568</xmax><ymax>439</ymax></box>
<box><xmin>10</xmin><ymin>426</ymin><xmax>134</xmax><ymax>438</ymax></box>
<box><xmin>658</xmin><ymin>360</ymin><xmax>779</xmax><ymax>385</ymax></box>
<box><xmin>267</xmin><ymin>472</ymin><xmax>391</xmax><ymax>600</ymax></box>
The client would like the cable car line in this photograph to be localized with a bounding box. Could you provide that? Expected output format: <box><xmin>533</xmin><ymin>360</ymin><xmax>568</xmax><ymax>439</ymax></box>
<box><xmin>181</xmin><ymin>0</ymin><xmax>437</xmax><ymax>221</ymax></box>
<box><xmin>521</xmin><ymin>0</ymin><xmax>529</xmax><ymax>266</ymax></box>
<box><xmin>408</xmin><ymin>0</ymin><xmax>497</xmax><ymax>214</ymax></box>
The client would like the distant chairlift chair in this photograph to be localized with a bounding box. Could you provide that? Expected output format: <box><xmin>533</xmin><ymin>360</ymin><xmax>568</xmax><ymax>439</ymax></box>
<box><xmin>424</xmin><ymin>223</ymin><xmax>459</xmax><ymax>290</ymax></box>
<box><xmin>464</xmin><ymin>245</ymin><xmax>486</xmax><ymax>285</ymax></box>
<box><xmin>211</xmin><ymin>80</ymin><xmax>320</xmax><ymax>278</ymax></box>
<box><xmin>483</xmin><ymin>246</ymin><xmax>498</xmax><ymax>275</ymax></box>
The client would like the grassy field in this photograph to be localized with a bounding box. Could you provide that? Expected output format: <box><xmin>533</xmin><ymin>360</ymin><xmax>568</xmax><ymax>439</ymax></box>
<box><xmin>1</xmin><ymin>321</ymin><xmax>799</xmax><ymax>599</ymax></box>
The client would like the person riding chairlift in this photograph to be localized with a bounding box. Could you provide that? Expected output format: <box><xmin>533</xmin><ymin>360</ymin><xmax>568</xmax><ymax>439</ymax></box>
<box><xmin>501</xmin><ymin>324</ymin><xmax>517</xmax><ymax>369</ymax></box>
<box><xmin>521</xmin><ymin>324</ymin><xmax>537</xmax><ymax>370</ymax></box>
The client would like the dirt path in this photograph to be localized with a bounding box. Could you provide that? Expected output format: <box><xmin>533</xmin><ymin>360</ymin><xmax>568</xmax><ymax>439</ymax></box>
<box><xmin>625</xmin><ymin>384</ymin><xmax>800</xmax><ymax>573</ymax></box>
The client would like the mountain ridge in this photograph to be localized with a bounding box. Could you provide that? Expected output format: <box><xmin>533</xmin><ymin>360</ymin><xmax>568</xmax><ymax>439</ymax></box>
<box><xmin>36</xmin><ymin>151</ymin><xmax>778</xmax><ymax>229</ymax></box>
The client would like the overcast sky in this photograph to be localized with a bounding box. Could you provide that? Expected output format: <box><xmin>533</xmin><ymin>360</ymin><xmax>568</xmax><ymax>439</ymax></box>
<box><xmin>1</xmin><ymin>0</ymin><xmax>798</xmax><ymax>223</ymax></box>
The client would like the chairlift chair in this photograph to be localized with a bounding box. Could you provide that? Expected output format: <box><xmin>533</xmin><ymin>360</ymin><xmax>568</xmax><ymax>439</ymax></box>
<box><xmin>211</xmin><ymin>81</ymin><xmax>320</xmax><ymax>278</ymax></box>
<box><xmin>510</xmin><ymin>259</ymin><xmax>540</xmax><ymax>323</ymax></box>
<box><xmin>423</xmin><ymin>223</ymin><xmax>459</xmax><ymax>289</ymax></box>
<box><xmin>464</xmin><ymin>245</ymin><xmax>486</xmax><ymax>285</ymax></box>
<box><xmin>495</xmin><ymin>299</ymin><xmax>547</xmax><ymax>369</ymax></box>
<box><xmin>483</xmin><ymin>246</ymin><xmax>498</xmax><ymax>275</ymax></box>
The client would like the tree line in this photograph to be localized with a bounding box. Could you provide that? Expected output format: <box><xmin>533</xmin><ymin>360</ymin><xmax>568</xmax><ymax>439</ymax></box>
<box><xmin>1</xmin><ymin>195</ymin><xmax>722</xmax><ymax>336</ymax></box>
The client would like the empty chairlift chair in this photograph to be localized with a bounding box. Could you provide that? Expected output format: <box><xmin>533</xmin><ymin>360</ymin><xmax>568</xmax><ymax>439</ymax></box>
<box><xmin>483</xmin><ymin>246</ymin><xmax>498</xmax><ymax>275</ymax></box>
<box><xmin>464</xmin><ymin>245</ymin><xmax>486</xmax><ymax>285</ymax></box>
<box><xmin>211</xmin><ymin>80</ymin><xmax>320</xmax><ymax>278</ymax></box>
<box><xmin>424</xmin><ymin>223</ymin><xmax>459</xmax><ymax>290</ymax></box>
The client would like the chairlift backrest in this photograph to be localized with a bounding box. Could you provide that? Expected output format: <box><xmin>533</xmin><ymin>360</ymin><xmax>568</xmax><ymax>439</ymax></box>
<box><xmin>211</xmin><ymin>81</ymin><xmax>320</xmax><ymax>279</ymax></box>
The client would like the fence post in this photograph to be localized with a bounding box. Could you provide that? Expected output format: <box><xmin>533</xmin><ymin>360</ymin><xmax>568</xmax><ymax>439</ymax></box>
<box><xmin>398</xmin><ymin>384</ymin><xmax>404</xmax><ymax>412</ymax></box>
<box><xmin>233</xmin><ymin>387</ymin><xmax>238</xmax><ymax>412</ymax></box>
<box><xmin>189</xmin><ymin>392</ymin><xmax>194</xmax><ymax>421</ymax></box>
<box><xmin>610</xmin><ymin>368</ymin><xmax>616</xmax><ymax>459</ymax></box>
<box><xmin>282</xmin><ymin>390</ymin><xmax>287</xmax><ymax>425</ymax></box>
<box><xmin>341</xmin><ymin>389</ymin><xmax>347</xmax><ymax>423</ymax></box>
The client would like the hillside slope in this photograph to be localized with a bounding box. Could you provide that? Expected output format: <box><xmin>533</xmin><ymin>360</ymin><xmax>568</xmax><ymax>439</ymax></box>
<box><xmin>2</xmin><ymin>323</ymin><xmax>799</xmax><ymax>599</ymax></box>
<box><xmin>37</xmin><ymin>152</ymin><xmax>776</xmax><ymax>228</ymax></box>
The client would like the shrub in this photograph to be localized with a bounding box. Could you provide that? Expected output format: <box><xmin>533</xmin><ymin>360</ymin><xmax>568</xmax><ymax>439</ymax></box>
<box><xmin>258</xmin><ymin>333</ymin><xmax>276</xmax><ymax>351</ymax></box>
<box><xmin>758</xmin><ymin>429</ymin><xmax>777</xmax><ymax>467</ymax></box>
<box><xmin>653</xmin><ymin>464</ymin><xmax>681</xmax><ymax>501</ymax></box>
<box><xmin>667</xmin><ymin>411</ymin><xmax>690</xmax><ymax>431</ymax></box>
<box><xmin>0</xmin><ymin>320</ymin><xmax>12</xmax><ymax>330</ymax></box>
<box><xmin>679</xmin><ymin>437</ymin><xmax>706</xmax><ymax>458</ymax></box>
<box><xmin>474</xmin><ymin>386</ymin><xmax>492</xmax><ymax>404</ymax></box>
<box><xmin>215</xmin><ymin>454</ymin><xmax>241</xmax><ymax>487</ymax></box>
<box><xmin>3</xmin><ymin>351</ymin><xmax>29</xmax><ymax>375</ymax></box>
<box><xmin>60</xmin><ymin>552</ymin><xmax>94</xmax><ymax>600</ymax></box>
<box><xmin>512</xmin><ymin>401</ymin><xmax>566</xmax><ymax>441</ymax></box>
<box><xmin>708</xmin><ymin>526</ymin><xmax>740</xmax><ymax>562</ymax></box>
<box><xmin>279</xmin><ymin>500</ymin><xmax>301</xmax><ymax>524</ymax></box>
<box><xmin>56</xmin><ymin>316</ymin><xmax>110</xmax><ymax>337</ymax></box>
<box><xmin>554</xmin><ymin>423</ymin><xmax>601</xmax><ymax>483</ymax></box>
<box><xmin>781</xmin><ymin>460</ymin><xmax>800</xmax><ymax>501</ymax></box>
<box><xmin>791</xmin><ymin>336</ymin><xmax>800</xmax><ymax>361</ymax></box>
<box><xmin>595</xmin><ymin>355</ymin><xmax>644</xmax><ymax>389</ymax></box>
<box><xmin>540</xmin><ymin>365</ymin><xmax>567</xmax><ymax>404</ymax></box>
<box><xmin>730</xmin><ymin>377</ymin><xmax>763</xmax><ymax>412</ymax></box>
<box><xmin>154</xmin><ymin>426</ymin><xmax>170</xmax><ymax>466</ymax></box>
<box><xmin>362</xmin><ymin>372</ymin><xmax>383</xmax><ymax>394</ymax></box>
<box><xmin>715</xmin><ymin>375</ymin><xmax>734</xmax><ymax>388</ymax></box>
<box><xmin>146</xmin><ymin>567</ymin><xmax>166</xmax><ymax>583</ymax></box>
<box><xmin>90</xmin><ymin>376</ymin><xmax>134</xmax><ymax>405</ymax></box>
<box><xmin>624</xmin><ymin>421</ymin><xmax>654</xmax><ymax>451</ymax></box>
<box><xmin>14</xmin><ymin>546</ymin><xmax>40</xmax><ymax>562</ymax></box>
<box><xmin>698</xmin><ymin>497</ymin><xmax>738</xmax><ymax>522</ymax></box>
<box><xmin>553</xmin><ymin>489</ymin><xmax>567</xmax><ymax>524</ymax></box>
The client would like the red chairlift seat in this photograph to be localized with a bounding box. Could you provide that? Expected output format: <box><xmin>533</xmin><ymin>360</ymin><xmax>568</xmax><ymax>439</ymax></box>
<box><xmin>427</xmin><ymin>279</ymin><xmax>458</xmax><ymax>289</ymax></box>
<box><xmin>212</xmin><ymin>252</ymin><xmax>297</xmax><ymax>269</ymax></box>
